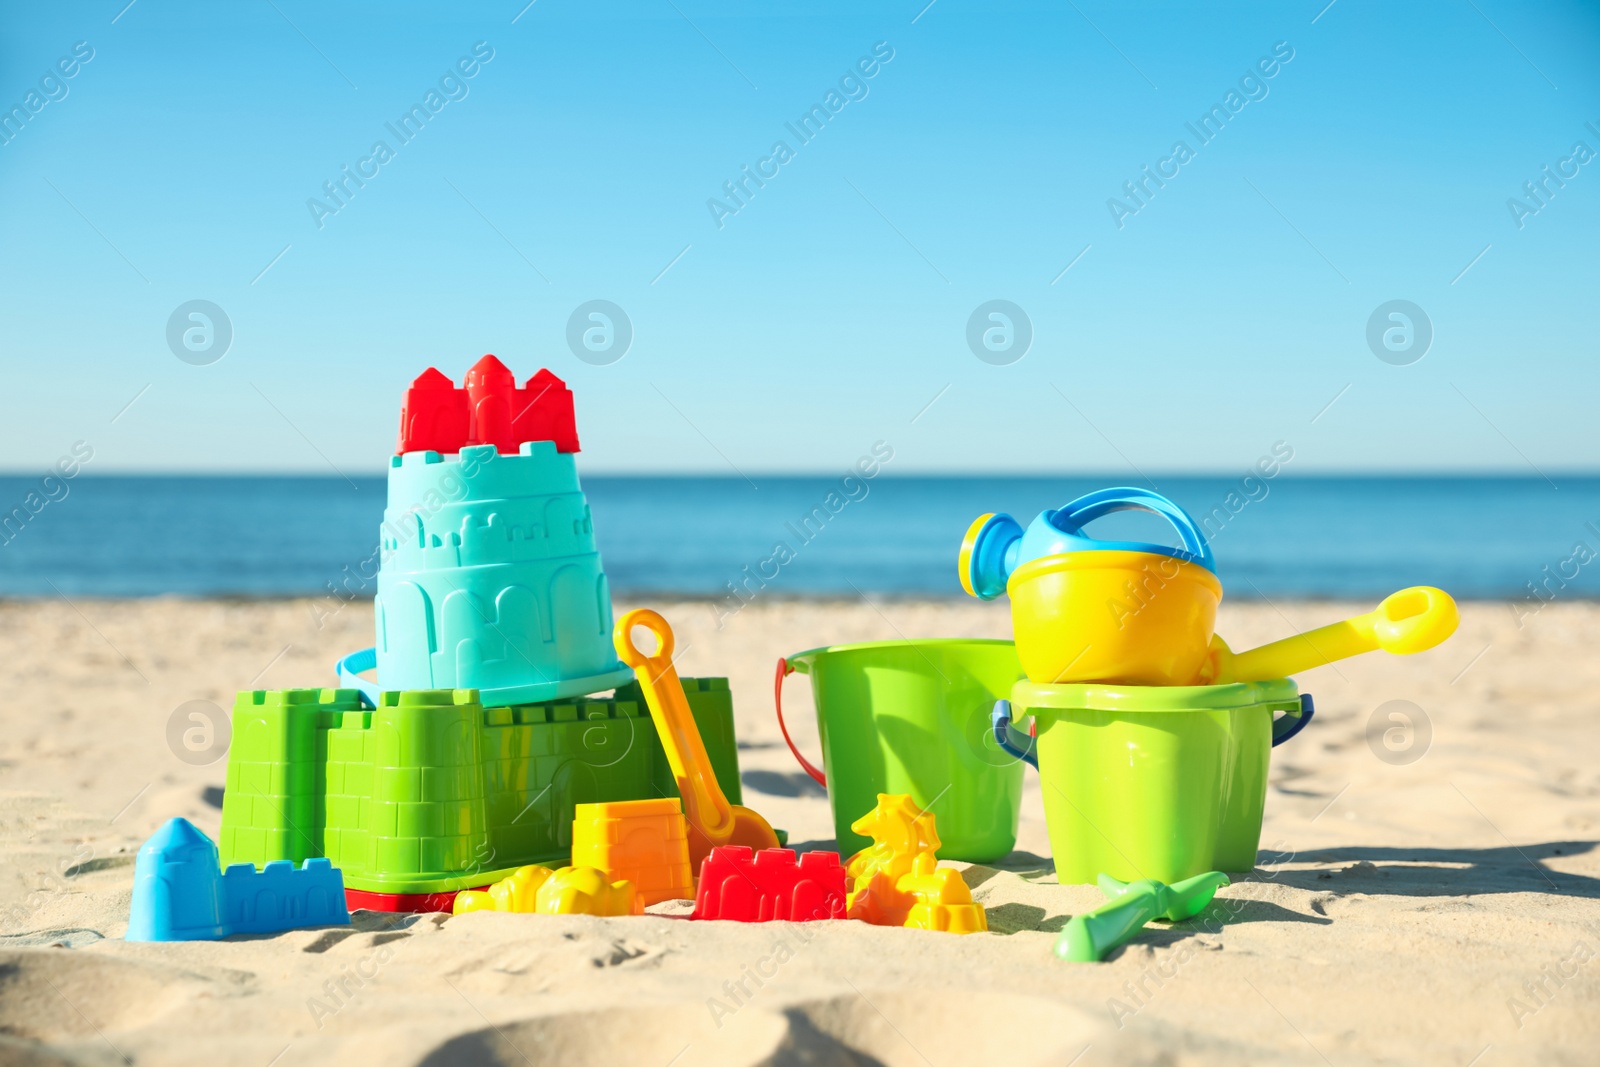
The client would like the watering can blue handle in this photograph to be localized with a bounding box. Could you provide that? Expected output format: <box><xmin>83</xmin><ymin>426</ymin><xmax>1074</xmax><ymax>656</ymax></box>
<box><xmin>991</xmin><ymin>700</ymin><xmax>1038</xmax><ymax>769</ymax></box>
<box><xmin>1272</xmin><ymin>693</ymin><xmax>1314</xmax><ymax>747</ymax></box>
<box><xmin>1050</xmin><ymin>487</ymin><xmax>1216</xmax><ymax>573</ymax></box>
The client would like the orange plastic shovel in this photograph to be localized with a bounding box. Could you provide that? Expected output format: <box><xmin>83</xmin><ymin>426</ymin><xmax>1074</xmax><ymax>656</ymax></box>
<box><xmin>1194</xmin><ymin>586</ymin><xmax>1459</xmax><ymax>684</ymax></box>
<box><xmin>613</xmin><ymin>609</ymin><xmax>779</xmax><ymax>869</ymax></box>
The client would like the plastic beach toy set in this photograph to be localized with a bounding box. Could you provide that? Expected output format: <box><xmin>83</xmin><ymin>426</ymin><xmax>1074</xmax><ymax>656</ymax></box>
<box><xmin>776</xmin><ymin>487</ymin><xmax>1458</xmax><ymax>955</ymax></box>
<box><xmin>129</xmin><ymin>357</ymin><xmax>984</xmax><ymax>941</ymax></box>
<box><xmin>129</xmin><ymin>356</ymin><xmax>1459</xmax><ymax>960</ymax></box>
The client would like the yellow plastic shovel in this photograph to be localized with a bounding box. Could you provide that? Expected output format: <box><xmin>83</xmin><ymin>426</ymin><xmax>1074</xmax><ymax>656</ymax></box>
<box><xmin>614</xmin><ymin>609</ymin><xmax>779</xmax><ymax>869</ymax></box>
<box><xmin>1194</xmin><ymin>586</ymin><xmax>1459</xmax><ymax>684</ymax></box>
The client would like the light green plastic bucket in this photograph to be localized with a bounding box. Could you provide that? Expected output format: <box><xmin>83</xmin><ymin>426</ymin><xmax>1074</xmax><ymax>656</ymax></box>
<box><xmin>776</xmin><ymin>639</ymin><xmax>1026</xmax><ymax>861</ymax></box>
<box><xmin>1006</xmin><ymin>678</ymin><xmax>1310</xmax><ymax>885</ymax></box>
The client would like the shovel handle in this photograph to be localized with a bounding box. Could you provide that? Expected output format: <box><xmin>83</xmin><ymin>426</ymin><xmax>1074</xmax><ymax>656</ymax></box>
<box><xmin>615</xmin><ymin>609</ymin><xmax>735</xmax><ymax>838</ymax></box>
<box><xmin>615</xmin><ymin>607</ymin><xmax>676</xmax><ymax>668</ymax></box>
<box><xmin>1056</xmin><ymin>888</ymin><xmax>1164</xmax><ymax>962</ymax></box>
<box><xmin>1057</xmin><ymin>871</ymin><xmax>1230</xmax><ymax>962</ymax></box>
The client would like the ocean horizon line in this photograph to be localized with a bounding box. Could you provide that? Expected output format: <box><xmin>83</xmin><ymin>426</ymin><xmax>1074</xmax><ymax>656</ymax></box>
<box><xmin>3</xmin><ymin>474</ymin><xmax>1595</xmax><ymax>602</ymax></box>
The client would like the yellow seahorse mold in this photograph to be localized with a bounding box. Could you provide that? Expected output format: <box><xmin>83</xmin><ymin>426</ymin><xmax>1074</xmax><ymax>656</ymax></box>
<box><xmin>844</xmin><ymin>794</ymin><xmax>987</xmax><ymax>934</ymax></box>
<box><xmin>452</xmin><ymin>865</ymin><xmax>640</xmax><ymax>917</ymax></box>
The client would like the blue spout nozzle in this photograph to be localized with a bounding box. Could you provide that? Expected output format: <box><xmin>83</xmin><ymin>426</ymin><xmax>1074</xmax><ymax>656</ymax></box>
<box><xmin>960</xmin><ymin>512</ymin><xmax>1024</xmax><ymax>600</ymax></box>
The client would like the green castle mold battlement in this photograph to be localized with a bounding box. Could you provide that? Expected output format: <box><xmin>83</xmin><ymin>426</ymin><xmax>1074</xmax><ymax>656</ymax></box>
<box><xmin>220</xmin><ymin>679</ymin><xmax>741</xmax><ymax>895</ymax></box>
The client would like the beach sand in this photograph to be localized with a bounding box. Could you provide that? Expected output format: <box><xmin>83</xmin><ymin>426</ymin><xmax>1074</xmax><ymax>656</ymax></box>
<box><xmin>1</xmin><ymin>596</ymin><xmax>1597</xmax><ymax>1066</ymax></box>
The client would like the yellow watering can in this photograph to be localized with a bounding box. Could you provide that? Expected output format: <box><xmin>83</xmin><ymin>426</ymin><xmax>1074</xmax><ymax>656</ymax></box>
<box><xmin>962</xmin><ymin>487</ymin><xmax>1225</xmax><ymax>685</ymax></box>
<box><xmin>961</xmin><ymin>487</ymin><xmax>1459</xmax><ymax>686</ymax></box>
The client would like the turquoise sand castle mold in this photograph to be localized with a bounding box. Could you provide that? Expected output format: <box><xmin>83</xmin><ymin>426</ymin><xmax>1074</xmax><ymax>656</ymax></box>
<box><xmin>372</xmin><ymin>441</ymin><xmax>633</xmax><ymax>707</ymax></box>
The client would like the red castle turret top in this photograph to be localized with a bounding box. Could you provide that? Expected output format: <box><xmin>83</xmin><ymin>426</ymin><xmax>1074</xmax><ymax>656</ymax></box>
<box><xmin>397</xmin><ymin>356</ymin><xmax>579</xmax><ymax>455</ymax></box>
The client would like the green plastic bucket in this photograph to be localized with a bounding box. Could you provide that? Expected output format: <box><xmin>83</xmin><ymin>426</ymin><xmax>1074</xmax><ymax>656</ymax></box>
<box><xmin>997</xmin><ymin>678</ymin><xmax>1311</xmax><ymax>885</ymax></box>
<box><xmin>776</xmin><ymin>639</ymin><xmax>1026</xmax><ymax>862</ymax></box>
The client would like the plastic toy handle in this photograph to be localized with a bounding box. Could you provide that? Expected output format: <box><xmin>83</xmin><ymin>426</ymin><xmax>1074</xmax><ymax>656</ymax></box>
<box><xmin>334</xmin><ymin>648</ymin><xmax>381</xmax><ymax>708</ymax></box>
<box><xmin>1216</xmin><ymin>586</ymin><xmax>1458</xmax><ymax>683</ymax></box>
<box><xmin>1056</xmin><ymin>884</ymin><xmax>1164</xmax><ymax>962</ymax></box>
<box><xmin>615</xmin><ymin>607</ymin><xmax>677</xmax><ymax>668</ymax></box>
<box><xmin>1272</xmin><ymin>693</ymin><xmax>1315</xmax><ymax>747</ymax></box>
<box><xmin>991</xmin><ymin>700</ymin><xmax>1038</xmax><ymax>769</ymax></box>
<box><xmin>1056</xmin><ymin>871</ymin><xmax>1229</xmax><ymax>962</ymax></box>
<box><xmin>1053</xmin><ymin>487</ymin><xmax>1216</xmax><ymax>572</ymax></box>
<box><xmin>614</xmin><ymin>609</ymin><xmax>735</xmax><ymax>839</ymax></box>
<box><xmin>774</xmin><ymin>658</ymin><xmax>827</xmax><ymax>788</ymax></box>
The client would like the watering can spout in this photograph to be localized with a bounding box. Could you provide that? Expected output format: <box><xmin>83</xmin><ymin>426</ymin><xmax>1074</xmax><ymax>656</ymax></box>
<box><xmin>959</xmin><ymin>513</ymin><xmax>1024</xmax><ymax>600</ymax></box>
<box><xmin>1194</xmin><ymin>586</ymin><xmax>1460</xmax><ymax>684</ymax></box>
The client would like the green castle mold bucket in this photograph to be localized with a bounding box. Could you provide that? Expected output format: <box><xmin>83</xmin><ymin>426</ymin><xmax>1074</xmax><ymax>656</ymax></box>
<box><xmin>994</xmin><ymin>679</ymin><xmax>1313</xmax><ymax>885</ymax></box>
<box><xmin>775</xmin><ymin>639</ymin><xmax>1026</xmax><ymax>862</ymax></box>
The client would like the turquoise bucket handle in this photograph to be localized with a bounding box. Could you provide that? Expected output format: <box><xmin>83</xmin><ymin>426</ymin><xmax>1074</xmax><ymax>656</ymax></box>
<box><xmin>1272</xmin><ymin>693</ymin><xmax>1314</xmax><ymax>746</ymax></box>
<box><xmin>991</xmin><ymin>700</ymin><xmax>1037</xmax><ymax>769</ymax></box>
<box><xmin>1041</xmin><ymin>487</ymin><xmax>1216</xmax><ymax>573</ymax></box>
<box><xmin>335</xmin><ymin>647</ymin><xmax>381</xmax><ymax>708</ymax></box>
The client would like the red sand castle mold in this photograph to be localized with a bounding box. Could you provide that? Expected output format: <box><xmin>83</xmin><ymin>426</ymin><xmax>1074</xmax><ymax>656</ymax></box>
<box><xmin>692</xmin><ymin>846</ymin><xmax>848</xmax><ymax>923</ymax></box>
<box><xmin>397</xmin><ymin>355</ymin><xmax>578</xmax><ymax>456</ymax></box>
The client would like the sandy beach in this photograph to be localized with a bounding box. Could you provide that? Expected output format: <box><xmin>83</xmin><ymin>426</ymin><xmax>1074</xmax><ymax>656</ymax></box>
<box><xmin>1</xmin><ymin>595</ymin><xmax>1597</xmax><ymax>1066</ymax></box>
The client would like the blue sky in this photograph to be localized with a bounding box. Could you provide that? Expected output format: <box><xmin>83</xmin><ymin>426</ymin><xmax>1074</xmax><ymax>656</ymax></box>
<box><xmin>2</xmin><ymin>0</ymin><xmax>1597</xmax><ymax>475</ymax></box>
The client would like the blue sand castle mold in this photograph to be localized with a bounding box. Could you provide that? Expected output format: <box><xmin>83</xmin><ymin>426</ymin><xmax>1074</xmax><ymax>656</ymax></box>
<box><xmin>127</xmin><ymin>817</ymin><xmax>349</xmax><ymax>941</ymax></box>
<box><xmin>368</xmin><ymin>441</ymin><xmax>632</xmax><ymax>708</ymax></box>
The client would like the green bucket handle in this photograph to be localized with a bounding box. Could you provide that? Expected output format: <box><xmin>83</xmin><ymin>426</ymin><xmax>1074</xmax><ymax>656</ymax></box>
<box><xmin>775</xmin><ymin>657</ymin><xmax>828</xmax><ymax>788</ymax></box>
<box><xmin>993</xmin><ymin>693</ymin><xmax>1315</xmax><ymax>769</ymax></box>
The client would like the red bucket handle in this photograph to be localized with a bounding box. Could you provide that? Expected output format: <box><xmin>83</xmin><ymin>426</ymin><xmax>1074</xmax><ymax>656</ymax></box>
<box><xmin>774</xmin><ymin>657</ymin><xmax>827</xmax><ymax>788</ymax></box>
